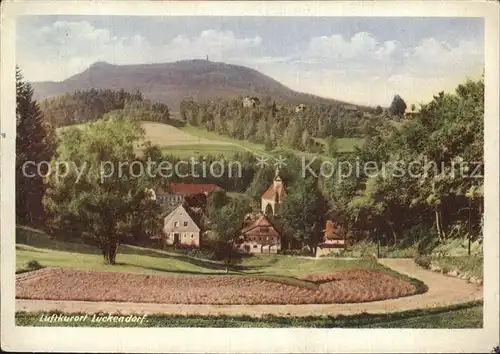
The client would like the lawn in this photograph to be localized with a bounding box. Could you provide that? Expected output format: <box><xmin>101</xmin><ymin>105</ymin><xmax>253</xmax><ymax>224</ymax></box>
<box><xmin>15</xmin><ymin>300</ymin><xmax>482</xmax><ymax>328</ymax></box>
<box><xmin>16</xmin><ymin>226</ymin><xmax>396</xmax><ymax>278</ymax></box>
<box><xmin>16</xmin><ymin>225</ymin><xmax>428</xmax><ymax>307</ymax></box>
<box><xmin>181</xmin><ymin>124</ymin><xmax>363</xmax><ymax>157</ymax></box>
<box><xmin>160</xmin><ymin>144</ymin><xmax>249</xmax><ymax>159</ymax></box>
<box><xmin>180</xmin><ymin>124</ymin><xmax>268</xmax><ymax>156</ymax></box>
<box><xmin>59</xmin><ymin>121</ymin><xmax>363</xmax><ymax>160</ymax></box>
<box><xmin>312</xmin><ymin>137</ymin><xmax>365</xmax><ymax>153</ymax></box>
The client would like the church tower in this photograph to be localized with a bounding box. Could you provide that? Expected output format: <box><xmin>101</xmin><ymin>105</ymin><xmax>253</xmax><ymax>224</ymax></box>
<box><xmin>261</xmin><ymin>167</ymin><xmax>286</xmax><ymax>215</ymax></box>
<box><xmin>273</xmin><ymin>167</ymin><xmax>283</xmax><ymax>190</ymax></box>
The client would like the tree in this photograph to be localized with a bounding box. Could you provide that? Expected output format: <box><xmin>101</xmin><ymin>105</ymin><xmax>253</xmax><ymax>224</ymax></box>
<box><xmin>374</xmin><ymin>105</ymin><xmax>383</xmax><ymax>115</ymax></box>
<box><xmin>207</xmin><ymin>189</ymin><xmax>229</xmax><ymax>217</ymax></box>
<box><xmin>324</xmin><ymin>136</ymin><xmax>338</xmax><ymax>156</ymax></box>
<box><xmin>301</xmin><ymin>129</ymin><xmax>311</xmax><ymax>151</ymax></box>
<box><xmin>43</xmin><ymin>117</ymin><xmax>162</xmax><ymax>264</ymax></box>
<box><xmin>211</xmin><ymin>198</ymin><xmax>251</xmax><ymax>272</ymax></box>
<box><xmin>389</xmin><ymin>94</ymin><xmax>407</xmax><ymax>116</ymax></box>
<box><xmin>179</xmin><ymin>100</ymin><xmax>188</xmax><ymax>121</ymax></box>
<box><xmin>245</xmin><ymin>166</ymin><xmax>275</xmax><ymax>200</ymax></box>
<box><xmin>280</xmin><ymin>177</ymin><xmax>323</xmax><ymax>251</ymax></box>
<box><xmin>255</xmin><ymin>118</ymin><xmax>268</xmax><ymax>143</ymax></box>
<box><xmin>16</xmin><ymin>67</ymin><xmax>56</xmax><ymax>226</ymax></box>
<box><xmin>281</xmin><ymin>118</ymin><xmax>302</xmax><ymax>149</ymax></box>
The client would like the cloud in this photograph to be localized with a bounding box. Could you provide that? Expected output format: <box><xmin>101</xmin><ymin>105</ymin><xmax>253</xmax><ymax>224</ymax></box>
<box><xmin>17</xmin><ymin>21</ymin><xmax>483</xmax><ymax>106</ymax></box>
<box><xmin>303</xmin><ymin>31</ymin><xmax>482</xmax><ymax>75</ymax></box>
<box><xmin>306</xmin><ymin>32</ymin><xmax>400</xmax><ymax>62</ymax></box>
<box><xmin>272</xmin><ymin>31</ymin><xmax>483</xmax><ymax>104</ymax></box>
<box><xmin>410</xmin><ymin>37</ymin><xmax>483</xmax><ymax>72</ymax></box>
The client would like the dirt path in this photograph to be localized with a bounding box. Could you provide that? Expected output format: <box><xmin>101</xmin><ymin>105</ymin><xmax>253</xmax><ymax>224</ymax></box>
<box><xmin>16</xmin><ymin>259</ymin><xmax>482</xmax><ymax>317</ymax></box>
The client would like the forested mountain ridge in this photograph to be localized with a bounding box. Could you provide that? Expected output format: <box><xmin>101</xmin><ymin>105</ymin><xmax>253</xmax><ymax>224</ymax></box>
<box><xmin>39</xmin><ymin>88</ymin><xmax>174</xmax><ymax>127</ymax></box>
<box><xmin>179</xmin><ymin>97</ymin><xmax>386</xmax><ymax>153</ymax></box>
<box><xmin>31</xmin><ymin>60</ymin><xmax>363</xmax><ymax>111</ymax></box>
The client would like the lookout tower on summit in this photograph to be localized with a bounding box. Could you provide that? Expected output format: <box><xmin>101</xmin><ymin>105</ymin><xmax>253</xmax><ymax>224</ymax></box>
<box><xmin>261</xmin><ymin>168</ymin><xmax>287</xmax><ymax>216</ymax></box>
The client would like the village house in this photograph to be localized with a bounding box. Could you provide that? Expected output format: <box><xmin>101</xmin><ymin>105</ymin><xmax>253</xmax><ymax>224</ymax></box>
<box><xmin>236</xmin><ymin>214</ymin><xmax>281</xmax><ymax>254</ymax></box>
<box><xmin>156</xmin><ymin>204</ymin><xmax>205</xmax><ymax>248</ymax></box>
<box><xmin>341</xmin><ymin>104</ymin><xmax>359</xmax><ymax>112</ymax></box>
<box><xmin>261</xmin><ymin>168</ymin><xmax>286</xmax><ymax>215</ymax></box>
<box><xmin>153</xmin><ymin>183</ymin><xmax>221</xmax><ymax>207</ymax></box>
<box><xmin>316</xmin><ymin>220</ymin><xmax>347</xmax><ymax>257</ymax></box>
<box><xmin>242</xmin><ymin>96</ymin><xmax>260</xmax><ymax>108</ymax></box>
<box><xmin>404</xmin><ymin>109</ymin><xmax>419</xmax><ymax>118</ymax></box>
<box><xmin>295</xmin><ymin>103</ymin><xmax>306</xmax><ymax>113</ymax></box>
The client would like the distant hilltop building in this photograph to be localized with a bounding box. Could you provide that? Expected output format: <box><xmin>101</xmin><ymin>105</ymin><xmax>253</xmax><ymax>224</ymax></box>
<box><xmin>242</xmin><ymin>96</ymin><xmax>260</xmax><ymax>108</ymax></box>
<box><xmin>404</xmin><ymin>108</ymin><xmax>419</xmax><ymax>118</ymax></box>
<box><xmin>261</xmin><ymin>168</ymin><xmax>286</xmax><ymax>215</ymax></box>
<box><xmin>341</xmin><ymin>104</ymin><xmax>359</xmax><ymax>112</ymax></box>
<box><xmin>295</xmin><ymin>104</ymin><xmax>306</xmax><ymax>113</ymax></box>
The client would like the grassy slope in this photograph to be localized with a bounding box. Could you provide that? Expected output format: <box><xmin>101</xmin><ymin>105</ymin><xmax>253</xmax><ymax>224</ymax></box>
<box><xmin>180</xmin><ymin>124</ymin><xmax>268</xmax><ymax>155</ymax></box>
<box><xmin>180</xmin><ymin>124</ymin><xmax>364</xmax><ymax>157</ymax></box>
<box><xmin>16</xmin><ymin>301</ymin><xmax>482</xmax><ymax>328</ymax></box>
<box><xmin>16</xmin><ymin>226</ymin><xmax>382</xmax><ymax>278</ymax></box>
<box><xmin>312</xmin><ymin>137</ymin><xmax>365</xmax><ymax>153</ymax></box>
<box><xmin>160</xmin><ymin>144</ymin><xmax>249</xmax><ymax>159</ymax></box>
<box><xmin>58</xmin><ymin>121</ymin><xmax>363</xmax><ymax>160</ymax></box>
<box><xmin>427</xmin><ymin>255</ymin><xmax>483</xmax><ymax>279</ymax></box>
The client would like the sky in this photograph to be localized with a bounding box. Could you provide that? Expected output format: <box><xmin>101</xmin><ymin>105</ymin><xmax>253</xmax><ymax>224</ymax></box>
<box><xmin>17</xmin><ymin>16</ymin><xmax>484</xmax><ymax>106</ymax></box>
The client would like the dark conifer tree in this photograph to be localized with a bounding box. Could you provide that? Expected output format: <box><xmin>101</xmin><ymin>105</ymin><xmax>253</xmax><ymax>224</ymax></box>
<box><xmin>16</xmin><ymin>67</ymin><xmax>56</xmax><ymax>226</ymax></box>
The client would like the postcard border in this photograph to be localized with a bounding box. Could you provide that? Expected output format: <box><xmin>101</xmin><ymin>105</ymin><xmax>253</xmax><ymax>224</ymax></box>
<box><xmin>1</xmin><ymin>1</ymin><xmax>499</xmax><ymax>353</ymax></box>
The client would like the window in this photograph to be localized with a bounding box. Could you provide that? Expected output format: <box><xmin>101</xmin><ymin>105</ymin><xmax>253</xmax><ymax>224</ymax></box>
<box><xmin>191</xmin><ymin>234</ymin><xmax>194</xmax><ymax>238</ymax></box>
<box><xmin>253</xmin><ymin>245</ymin><xmax>258</xmax><ymax>248</ymax></box>
<box><xmin>184</xmin><ymin>221</ymin><xmax>188</xmax><ymax>227</ymax></box>
<box><xmin>261</xmin><ymin>227</ymin><xmax>269</xmax><ymax>233</ymax></box>
<box><xmin>173</xmin><ymin>221</ymin><xmax>179</xmax><ymax>228</ymax></box>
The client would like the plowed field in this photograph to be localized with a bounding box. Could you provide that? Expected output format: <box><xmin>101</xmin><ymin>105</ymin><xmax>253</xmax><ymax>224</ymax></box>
<box><xmin>16</xmin><ymin>268</ymin><xmax>419</xmax><ymax>304</ymax></box>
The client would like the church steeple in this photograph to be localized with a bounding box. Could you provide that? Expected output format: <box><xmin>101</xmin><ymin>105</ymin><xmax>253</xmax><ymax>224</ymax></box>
<box><xmin>273</xmin><ymin>167</ymin><xmax>282</xmax><ymax>188</ymax></box>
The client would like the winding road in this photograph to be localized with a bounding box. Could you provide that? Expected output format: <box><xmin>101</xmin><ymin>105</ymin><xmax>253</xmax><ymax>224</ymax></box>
<box><xmin>16</xmin><ymin>259</ymin><xmax>482</xmax><ymax>317</ymax></box>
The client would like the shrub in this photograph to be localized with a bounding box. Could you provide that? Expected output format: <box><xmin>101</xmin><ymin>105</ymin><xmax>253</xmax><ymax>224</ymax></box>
<box><xmin>414</xmin><ymin>254</ymin><xmax>431</xmax><ymax>269</ymax></box>
<box><xmin>164</xmin><ymin>244</ymin><xmax>216</xmax><ymax>260</ymax></box>
<box><xmin>26</xmin><ymin>260</ymin><xmax>43</xmax><ymax>270</ymax></box>
<box><xmin>17</xmin><ymin>260</ymin><xmax>44</xmax><ymax>274</ymax></box>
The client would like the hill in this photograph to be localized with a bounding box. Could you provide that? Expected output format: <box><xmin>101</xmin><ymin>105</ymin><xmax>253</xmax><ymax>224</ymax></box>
<box><xmin>32</xmin><ymin>60</ymin><xmax>356</xmax><ymax>111</ymax></box>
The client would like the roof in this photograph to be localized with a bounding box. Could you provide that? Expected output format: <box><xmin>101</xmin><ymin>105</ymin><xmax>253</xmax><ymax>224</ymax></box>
<box><xmin>261</xmin><ymin>181</ymin><xmax>286</xmax><ymax>200</ymax></box>
<box><xmin>157</xmin><ymin>183</ymin><xmax>221</xmax><ymax>196</ymax></box>
<box><xmin>163</xmin><ymin>204</ymin><xmax>204</xmax><ymax>231</ymax></box>
<box><xmin>323</xmin><ymin>220</ymin><xmax>343</xmax><ymax>240</ymax></box>
<box><xmin>185</xmin><ymin>206</ymin><xmax>206</xmax><ymax>229</ymax></box>
<box><xmin>240</xmin><ymin>215</ymin><xmax>278</xmax><ymax>235</ymax></box>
